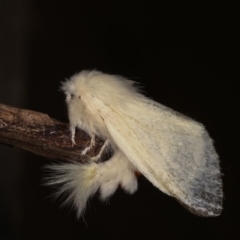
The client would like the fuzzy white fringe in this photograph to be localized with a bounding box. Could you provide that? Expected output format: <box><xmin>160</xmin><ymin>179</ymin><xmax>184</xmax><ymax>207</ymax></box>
<box><xmin>45</xmin><ymin>150</ymin><xmax>138</xmax><ymax>218</ymax></box>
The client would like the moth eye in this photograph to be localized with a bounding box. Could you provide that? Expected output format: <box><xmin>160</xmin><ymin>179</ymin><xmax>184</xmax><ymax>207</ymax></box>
<box><xmin>78</xmin><ymin>95</ymin><xmax>81</xmax><ymax>99</ymax></box>
<box><xmin>71</xmin><ymin>94</ymin><xmax>74</xmax><ymax>99</ymax></box>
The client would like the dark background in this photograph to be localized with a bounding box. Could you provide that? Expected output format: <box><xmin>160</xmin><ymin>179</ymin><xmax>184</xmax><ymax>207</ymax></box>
<box><xmin>0</xmin><ymin>1</ymin><xmax>237</xmax><ymax>239</ymax></box>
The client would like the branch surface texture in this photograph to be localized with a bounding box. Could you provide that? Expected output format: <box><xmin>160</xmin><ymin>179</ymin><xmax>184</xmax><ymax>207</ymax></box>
<box><xmin>0</xmin><ymin>103</ymin><xmax>105</xmax><ymax>162</ymax></box>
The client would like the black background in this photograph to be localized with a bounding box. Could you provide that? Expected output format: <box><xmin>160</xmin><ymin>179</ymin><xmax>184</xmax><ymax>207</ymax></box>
<box><xmin>0</xmin><ymin>1</ymin><xmax>237</xmax><ymax>239</ymax></box>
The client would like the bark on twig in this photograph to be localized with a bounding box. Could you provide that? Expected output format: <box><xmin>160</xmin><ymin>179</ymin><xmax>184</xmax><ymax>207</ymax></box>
<box><xmin>0</xmin><ymin>103</ymin><xmax>105</xmax><ymax>163</ymax></box>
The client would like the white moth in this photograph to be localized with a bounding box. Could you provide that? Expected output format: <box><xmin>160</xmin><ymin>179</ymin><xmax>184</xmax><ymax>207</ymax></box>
<box><xmin>46</xmin><ymin>70</ymin><xmax>222</xmax><ymax>218</ymax></box>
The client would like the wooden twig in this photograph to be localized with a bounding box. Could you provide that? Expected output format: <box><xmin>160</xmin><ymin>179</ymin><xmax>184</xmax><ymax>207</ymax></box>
<box><xmin>0</xmin><ymin>103</ymin><xmax>105</xmax><ymax>162</ymax></box>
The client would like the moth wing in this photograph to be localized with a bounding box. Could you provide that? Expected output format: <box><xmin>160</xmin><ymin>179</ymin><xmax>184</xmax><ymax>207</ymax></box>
<box><xmin>92</xmin><ymin>97</ymin><xmax>222</xmax><ymax>216</ymax></box>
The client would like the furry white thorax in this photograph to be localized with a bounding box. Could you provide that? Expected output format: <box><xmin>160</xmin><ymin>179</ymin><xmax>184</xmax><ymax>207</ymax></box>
<box><xmin>61</xmin><ymin>70</ymin><xmax>141</xmax><ymax>140</ymax></box>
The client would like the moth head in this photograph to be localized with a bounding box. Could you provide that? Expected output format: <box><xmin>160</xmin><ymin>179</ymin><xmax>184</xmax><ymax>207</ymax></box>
<box><xmin>61</xmin><ymin>77</ymin><xmax>83</xmax><ymax>105</ymax></box>
<box><xmin>65</xmin><ymin>92</ymin><xmax>81</xmax><ymax>104</ymax></box>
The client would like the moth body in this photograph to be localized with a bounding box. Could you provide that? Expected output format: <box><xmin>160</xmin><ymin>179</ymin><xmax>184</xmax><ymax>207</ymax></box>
<box><xmin>46</xmin><ymin>70</ymin><xmax>223</xmax><ymax>217</ymax></box>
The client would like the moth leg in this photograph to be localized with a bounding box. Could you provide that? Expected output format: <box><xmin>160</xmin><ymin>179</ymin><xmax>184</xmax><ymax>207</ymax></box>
<box><xmin>91</xmin><ymin>139</ymin><xmax>109</xmax><ymax>162</ymax></box>
<box><xmin>70</xmin><ymin>125</ymin><xmax>76</xmax><ymax>146</ymax></box>
<box><xmin>90</xmin><ymin>133</ymin><xmax>96</xmax><ymax>148</ymax></box>
<box><xmin>81</xmin><ymin>133</ymin><xmax>96</xmax><ymax>155</ymax></box>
